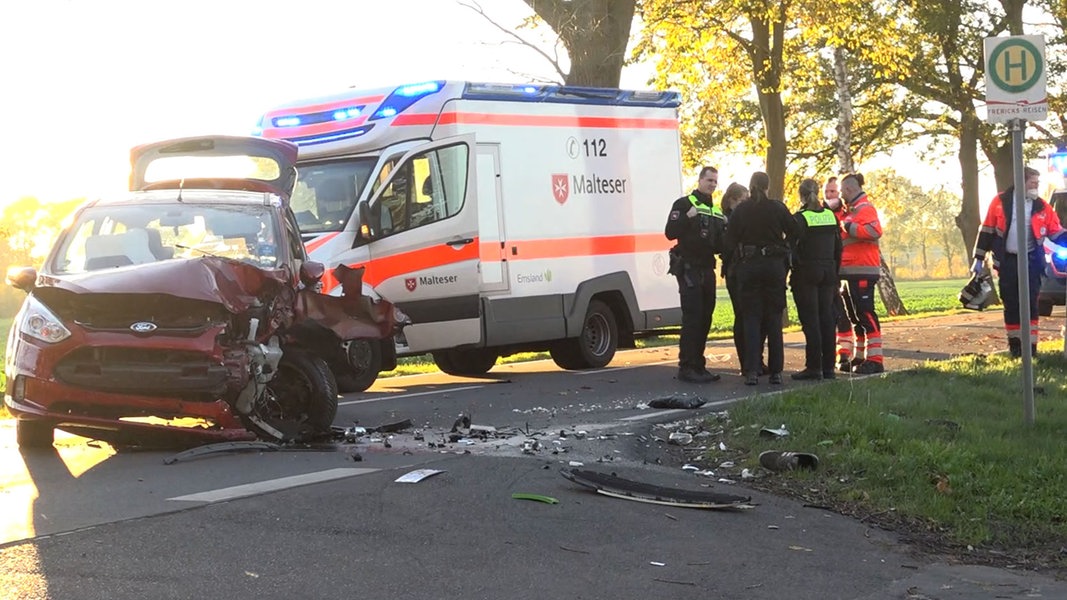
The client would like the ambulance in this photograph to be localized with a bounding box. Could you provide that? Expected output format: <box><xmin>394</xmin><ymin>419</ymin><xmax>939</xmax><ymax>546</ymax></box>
<box><xmin>254</xmin><ymin>80</ymin><xmax>685</xmax><ymax>391</ymax></box>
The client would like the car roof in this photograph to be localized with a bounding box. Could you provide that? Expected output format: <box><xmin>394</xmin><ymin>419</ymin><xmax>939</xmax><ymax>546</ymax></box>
<box><xmin>81</xmin><ymin>189</ymin><xmax>284</xmax><ymax>209</ymax></box>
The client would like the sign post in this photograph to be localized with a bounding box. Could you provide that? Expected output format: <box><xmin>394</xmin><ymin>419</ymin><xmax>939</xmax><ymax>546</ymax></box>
<box><xmin>984</xmin><ymin>34</ymin><xmax>1047</xmax><ymax>426</ymax></box>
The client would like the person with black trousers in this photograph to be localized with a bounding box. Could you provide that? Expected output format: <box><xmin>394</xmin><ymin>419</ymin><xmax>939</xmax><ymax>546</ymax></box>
<box><xmin>723</xmin><ymin>171</ymin><xmax>799</xmax><ymax>386</ymax></box>
<box><xmin>789</xmin><ymin>178</ymin><xmax>843</xmax><ymax>380</ymax></box>
<box><xmin>721</xmin><ymin>182</ymin><xmax>766</xmax><ymax>376</ymax></box>
<box><xmin>664</xmin><ymin>166</ymin><xmax>726</xmax><ymax>383</ymax></box>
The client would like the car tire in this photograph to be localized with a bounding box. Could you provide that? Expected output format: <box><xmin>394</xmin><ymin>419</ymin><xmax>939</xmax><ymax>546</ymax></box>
<box><xmin>1038</xmin><ymin>298</ymin><xmax>1054</xmax><ymax>317</ymax></box>
<box><xmin>432</xmin><ymin>348</ymin><xmax>498</xmax><ymax>376</ymax></box>
<box><xmin>16</xmin><ymin>419</ymin><xmax>54</xmax><ymax>449</ymax></box>
<box><xmin>550</xmin><ymin>299</ymin><xmax>618</xmax><ymax>370</ymax></box>
<box><xmin>245</xmin><ymin>349</ymin><xmax>338</xmax><ymax>443</ymax></box>
<box><xmin>335</xmin><ymin>339</ymin><xmax>382</xmax><ymax>393</ymax></box>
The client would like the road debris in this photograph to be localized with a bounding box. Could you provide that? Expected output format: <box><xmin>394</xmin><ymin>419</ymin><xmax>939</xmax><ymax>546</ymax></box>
<box><xmin>759</xmin><ymin>450</ymin><xmax>820</xmax><ymax>472</ymax></box>
<box><xmin>560</xmin><ymin>467</ymin><xmax>755</xmax><ymax>509</ymax></box>
<box><xmin>394</xmin><ymin>468</ymin><xmax>446</xmax><ymax>483</ymax></box>
<box><xmin>163</xmin><ymin>441</ymin><xmax>280</xmax><ymax>465</ymax></box>
<box><xmin>648</xmin><ymin>395</ymin><xmax>707</xmax><ymax>409</ymax></box>
<box><xmin>759</xmin><ymin>424</ymin><xmax>790</xmax><ymax>438</ymax></box>
<box><xmin>512</xmin><ymin>493</ymin><xmax>559</xmax><ymax>504</ymax></box>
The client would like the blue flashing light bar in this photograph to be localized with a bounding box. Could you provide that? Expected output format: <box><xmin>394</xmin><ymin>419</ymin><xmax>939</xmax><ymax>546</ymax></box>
<box><xmin>1050</xmin><ymin>150</ymin><xmax>1067</xmax><ymax>176</ymax></box>
<box><xmin>370</xmin><ymin>80</ymin><xmax>444</xmax><ymax>120</ymax></box>
<box><xmin>461</xmin><ymin>82</ymin><xmax>680</xmax><ymax>107</ymax></box>
<box><xmin>269</xmin><ymin>105</ymin><xmax>366</xmax><ymax>129</ymax></box>
<box><xmin>283</xmin><ymin>124</ymin><xmax>375</xmax><ymax>146</ymax></box>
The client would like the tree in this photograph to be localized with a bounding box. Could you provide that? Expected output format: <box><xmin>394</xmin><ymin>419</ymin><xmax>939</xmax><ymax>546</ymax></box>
<box><xmin>461</xmin><ymin>0</ymin><xmax>636</xmax><ymax>87</ymax></box>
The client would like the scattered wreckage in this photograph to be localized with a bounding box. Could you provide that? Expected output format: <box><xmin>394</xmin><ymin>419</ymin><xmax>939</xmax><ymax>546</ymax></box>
<box><xmin>4</xmin><ymin>136</ymin><xmax>399</xmax><ymax>449</ymax></box>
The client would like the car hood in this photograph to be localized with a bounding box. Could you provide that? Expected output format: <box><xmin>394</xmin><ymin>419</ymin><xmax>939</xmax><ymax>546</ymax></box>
<box><xmin>37</xmin><ymin>257</ymin><xmax>289</xmax><ymax>315</ymax></box>
<box><xmin>129</xmin><ymin>135</ymin><xmax>298</xmax><ymax>198</ymax></box>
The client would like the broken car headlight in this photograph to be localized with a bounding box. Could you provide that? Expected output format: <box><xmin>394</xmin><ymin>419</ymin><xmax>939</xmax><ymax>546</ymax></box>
<box><xmin>19</xmin><ymin>296</ymin><xmax>72</xmax><ymax>343</ymax></box>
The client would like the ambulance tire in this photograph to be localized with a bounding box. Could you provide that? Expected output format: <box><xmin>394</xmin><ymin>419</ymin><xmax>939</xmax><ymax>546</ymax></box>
<box><xmin>550</xmin><ymin>299</ymin><xmax>618</xmax><ymax>370</ymax></box>
<box><xmin>432</xmin><ymin>348</ymin><xmax>498</xmax><ymax>376</ymax></box>
<box><xmin>335</xmin><ymin>339</ymin><xmax>382</xmax><ymax>393</ymax></box>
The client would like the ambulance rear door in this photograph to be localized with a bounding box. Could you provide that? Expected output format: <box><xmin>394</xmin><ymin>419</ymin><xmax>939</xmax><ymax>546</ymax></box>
<box><xmin>360</xmin><ymin>134</ymin><xmax>482</xmax><ymax>352</ymax></box>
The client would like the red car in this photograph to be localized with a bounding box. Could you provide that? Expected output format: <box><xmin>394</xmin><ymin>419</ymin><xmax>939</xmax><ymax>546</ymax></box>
<box><xmin>4</xmin><ymin>136</ymin><xmax>396</xmax><ymax>449</ymax></box>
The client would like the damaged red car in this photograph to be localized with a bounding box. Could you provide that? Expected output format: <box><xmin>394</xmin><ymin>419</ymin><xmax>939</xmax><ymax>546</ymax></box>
<box><xmin>4</xmin><ymin>136</ymin><xmax>396</xmax><ymax>449</ymax></box>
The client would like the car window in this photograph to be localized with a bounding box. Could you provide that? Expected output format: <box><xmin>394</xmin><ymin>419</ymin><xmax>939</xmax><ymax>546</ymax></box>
<box><xmin>291</xmin><ymin>158</ymin><xmax>376</xmax><ymax>234</ymax></box>
<box><xmin>52</xmin><ymin>202</ymin><xmax>281</xmax><ymax>274</ymax></box>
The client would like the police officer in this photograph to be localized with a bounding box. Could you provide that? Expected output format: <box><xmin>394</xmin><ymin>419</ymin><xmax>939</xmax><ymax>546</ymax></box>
<box><xmin>789</xmin><ymin>178</ymin><xmax>842</xmax><ymax>380</ymax></box>
<box><xmin>723</xmin><ymin>171</ymin><xmax>798</xmax><ymax>385</ymax></box>
<box><xmin>665</xmin><ymin>166</ymin><xmax>726</xmax><ymax>383</ymax></box>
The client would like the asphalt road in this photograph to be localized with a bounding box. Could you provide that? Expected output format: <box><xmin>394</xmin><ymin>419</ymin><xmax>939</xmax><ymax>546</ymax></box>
<box><xmin>2</xmin><ymin>309</ymin><xmax>1066</xmax><ymax>599</ymax></box>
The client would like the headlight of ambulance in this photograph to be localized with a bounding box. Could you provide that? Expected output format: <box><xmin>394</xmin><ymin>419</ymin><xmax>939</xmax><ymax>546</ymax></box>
<box><xmin>19</xmin><ymin>297</ymin><xmax>72</xmax><ymax>343</ymax></box>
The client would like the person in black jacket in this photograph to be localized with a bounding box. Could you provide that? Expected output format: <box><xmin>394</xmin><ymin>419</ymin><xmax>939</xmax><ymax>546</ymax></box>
<box><xmin>723</xmin><ymin>171</ymin><xmax>799</xmax><ymax>386</ymax></box>
<box><xmin>721</xmin><ymin>182</ymin><xmax>767</xmax><ymax>376</ymax></box>
<box><xmin>665</xmin><ymin>166</ymin><xmax>727</xmax><ymax>383</ymax></box>
<box><xmin>789</xmin><ymin>178</ymin><xmax>843</xmax><ymax>380</ymax></box>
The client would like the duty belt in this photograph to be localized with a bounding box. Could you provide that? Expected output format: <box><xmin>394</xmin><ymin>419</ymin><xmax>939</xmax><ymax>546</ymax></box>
<box><xmin>741</xmin><ymin>244</ymin><xmax>788</xmax><ymax>257</ymax></box>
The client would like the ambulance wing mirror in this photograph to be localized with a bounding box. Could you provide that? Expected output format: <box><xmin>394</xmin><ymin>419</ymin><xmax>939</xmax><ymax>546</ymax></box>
<box><xmin>357</xmin><ymin>201</ymin><xmax>375</xmax><ymax>242</ymax></box>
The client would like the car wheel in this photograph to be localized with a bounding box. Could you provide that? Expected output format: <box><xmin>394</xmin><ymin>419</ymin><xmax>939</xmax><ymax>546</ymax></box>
<box><xmin>432</xmin><ymin>348</ymin><xmax>498</xmax><ymax>376</ymax></box>
<box><xmin>1038</xmin><ymin>298</ymin><xmax>1054</xmax><ymax>317</ymax></box>
<box><xmin>245</xmin><ymin>349</ymin><xmax>338</xmax><ymax>443</ymax></box>
<box><xmin>550</xmin><ymin>299</ymin><xmax>618</xmax><ymax>370</ymax></box>
<box><xmin>335</xmin><ymin>339</ymin><xmax>382</xmax><ymax>393</ymax></box>
<box><xmin>16</xmin><ymin>419</ymin><xmax>54</xmax><ymax>449</ymax></box>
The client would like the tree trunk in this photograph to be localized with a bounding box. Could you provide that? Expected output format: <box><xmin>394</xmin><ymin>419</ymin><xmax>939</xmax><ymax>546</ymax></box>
<box><xmin>832</xmin><ymin>45</ymin><xmax>907</xmax><ymax>314</ymax></box>
<box><xmin>955</xmin><ymin>113</ymin><xmax>983</xmax><ymax>259</ymax></box>
<box><xmin>832</xmin><ymin>47</ymin><xmax>855</xmax><ymax>175</ymax></box>
<box><xmin>878</xmin><ymin>258</ymin><xmax>908</xmax><ymax>316</ymax></box>
<box><xmin>523</xmin><ymin>0</ymin><xmax>636</xmax><ymax>88</ymax></box>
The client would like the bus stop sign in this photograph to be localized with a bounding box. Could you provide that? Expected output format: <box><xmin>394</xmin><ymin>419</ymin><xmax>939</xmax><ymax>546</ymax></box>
<box><xmin>984</xmin><ymin>35</ymin><xmax>1047</xmax><ymax>123</ymax></box>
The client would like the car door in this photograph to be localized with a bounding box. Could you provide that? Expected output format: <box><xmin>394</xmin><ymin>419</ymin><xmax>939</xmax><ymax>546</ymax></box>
<box><xmin>360</xmin><ymin>135</ymin><xmax>481</xmax><ymax>352</ymax></box>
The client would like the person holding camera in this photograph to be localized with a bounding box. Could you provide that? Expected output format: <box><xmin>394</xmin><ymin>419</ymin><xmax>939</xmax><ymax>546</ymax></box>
<box><xmin>665</xmin><ymin>166</ymin><xmax>726</xmax><ymax>383</ymax></box>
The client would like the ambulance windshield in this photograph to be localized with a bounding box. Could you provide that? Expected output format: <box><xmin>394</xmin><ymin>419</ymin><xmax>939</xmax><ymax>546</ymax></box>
<box><xmin>291</xmin><ymin>158</ymin><xmax>376</xmax><ymax>233</ymax></box>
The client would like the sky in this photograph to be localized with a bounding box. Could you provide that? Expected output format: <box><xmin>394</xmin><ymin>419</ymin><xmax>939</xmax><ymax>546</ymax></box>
<box><xmin>1</xmin><ymin>0</ymin><xmax>1057</xmax><ymax>214</ymax></box>
<box><xmin>0</xmin><ymin>0</ymin><xmax>597</xmax><ymax>207</ymax></box>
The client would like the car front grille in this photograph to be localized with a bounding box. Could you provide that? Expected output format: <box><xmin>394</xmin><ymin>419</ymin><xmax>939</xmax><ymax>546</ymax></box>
<box><xmin>54</xmin><ymin>347</ymin><xmax>229</xmax><ymax>397</ymax></box>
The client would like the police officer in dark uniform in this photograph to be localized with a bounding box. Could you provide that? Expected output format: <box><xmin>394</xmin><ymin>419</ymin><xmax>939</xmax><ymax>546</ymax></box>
<box><xmin>723</xmin><ymin>171</ymin><xmax>798</xmax><ymax>386</ymax></box>
<box><xmin>665</xmin><ymin>166</ymin><xmax>726</xmax><ymax>383</ymax></box>
<box><xmin>789</xmin><ymin>178</ymin><xmax>842</xmax><ymax>381</ymax></box>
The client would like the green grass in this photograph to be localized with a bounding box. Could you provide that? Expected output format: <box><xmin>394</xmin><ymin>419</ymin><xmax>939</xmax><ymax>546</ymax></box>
<box><xmin>380</xmin><ymin>277</ymin><xmax>972</xmax><ymax>376</ymax></box>
<box><xmin>718</xmin><ymin>347</ymin><xmax>1067</xmax><ymax>564</ymax></box>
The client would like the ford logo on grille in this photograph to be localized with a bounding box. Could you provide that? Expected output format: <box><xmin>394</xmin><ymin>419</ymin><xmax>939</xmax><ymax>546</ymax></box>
<box><xmin>130</xmin><ymin>321</ymin><xmax>158</xmax><ymax>333</ymax></box>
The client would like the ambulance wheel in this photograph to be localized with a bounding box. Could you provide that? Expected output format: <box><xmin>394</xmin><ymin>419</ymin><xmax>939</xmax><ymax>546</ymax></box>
<box><xmin>1038</xmin><ymin>298</ymin><xmax>1054</xmax><ymax>317</ymax></box>
<box><xmin>336</xmin><ymin>339</ymin><xmax>382</xmax><ymax>393</ymax></box>
<box><xmin>432</xmin><ymin>348</ymin><xmax>498</xmax><ymax>376</ymax></box>
<box><xmin>550</xmin><ymin>299</ymin><xmax>618</xmax><ymax>370</ymax></box>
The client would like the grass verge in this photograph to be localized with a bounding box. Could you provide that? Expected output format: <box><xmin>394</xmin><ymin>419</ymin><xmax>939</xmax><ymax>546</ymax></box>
<box><xmin>711</xmin><ymin>345</ymin><xmax>1067</xmax><ymax>571</ymax></box>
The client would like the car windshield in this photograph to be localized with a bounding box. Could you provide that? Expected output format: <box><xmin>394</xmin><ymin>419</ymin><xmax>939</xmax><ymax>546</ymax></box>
<box><xmin>291</xmin><ymin>158</ymin><xmax>376</xmax><ymax>233</ymax></box>
<box><xmin>51</xmin><ymin>202</ymin><xmax>282</xmax><ymax>274</ymax></box>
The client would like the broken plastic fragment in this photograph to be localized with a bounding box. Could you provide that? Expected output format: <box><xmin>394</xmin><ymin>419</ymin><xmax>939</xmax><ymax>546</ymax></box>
<box><xmin>759</xmin><ymin>424</ymin><xmax>790</xmax><ymax>438</ymax></box>
<box><xmin>668</xmin><ymin>432</ymin><xmax>693</xmax><ymax>445</ymax></box>
<box><xmin>758</xmin><ymin>450</ymin><xmax>819</xmax><ymax>472</ymax></box>
<box><xmin>511</xmin><ymin>493</ymin><xmax>559</xmax><ymax>504</ymax></box>
<box><xmin>649</xmin><ymin>395</ymin><xmax>707</xmax><ymax>409</ymax></box>
<box><xmin>394</xmin><ymin>469</ymin><xmax>446</xmax><ymax>483</ymax></box>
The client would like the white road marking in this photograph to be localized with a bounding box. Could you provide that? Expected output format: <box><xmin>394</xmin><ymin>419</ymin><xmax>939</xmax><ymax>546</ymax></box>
<box><xmin>572</xmin><ymin>358</ymin><xmax>677</xmax><ymax>375</ymax></box>
<box><xmin>338</xmin><ymin>385</ymin><xmax>484</xmax><ymax>406</ymax></box>
<box><xmin>167</xmin><ymin>468</ymin><xmax>378</xmax><ymax>503</ymax></box>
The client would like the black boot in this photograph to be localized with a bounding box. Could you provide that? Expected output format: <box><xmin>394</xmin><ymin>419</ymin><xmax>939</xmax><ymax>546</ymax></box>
<box><xmin>1008</xmin><ymin>338</ymin><xmax>1021</xmax><ymax>358</ymax></box>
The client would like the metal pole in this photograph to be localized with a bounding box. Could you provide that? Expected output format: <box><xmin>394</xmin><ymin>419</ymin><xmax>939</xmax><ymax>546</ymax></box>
<box><xmin>1011</xmin><ymin>118</ymin><xmax>1035</xmax><ymax>425</ymax></box>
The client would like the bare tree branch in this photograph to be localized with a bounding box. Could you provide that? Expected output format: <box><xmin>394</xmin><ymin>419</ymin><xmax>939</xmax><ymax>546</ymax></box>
<box><xmin>458</xmin><ymin>0</ymin><xmax>567</xmax><ymax>83</ymax></box>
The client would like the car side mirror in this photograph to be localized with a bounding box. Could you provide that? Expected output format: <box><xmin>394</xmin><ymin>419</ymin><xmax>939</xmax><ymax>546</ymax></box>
<box><xmin>299</xmin><ymin>261</ymin><xmax>326</xmax><ymax>287</ymax></box>
<box><xmin>6</xmin><ymin>266</ymin><xmax>38</xmax><ymax>292</ymax></box>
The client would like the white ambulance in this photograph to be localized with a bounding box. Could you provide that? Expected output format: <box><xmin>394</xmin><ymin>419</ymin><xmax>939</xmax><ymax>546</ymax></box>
<box><xmin>254</xmin><ymin>80</ymin><xmax>684</xmax><ymax>390</ymax></box>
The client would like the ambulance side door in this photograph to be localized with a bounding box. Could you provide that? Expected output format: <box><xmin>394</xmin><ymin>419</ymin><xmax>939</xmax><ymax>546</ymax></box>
<box><xmin>361</xmin><ymin>135</ymin><xmax>481</xmax><ymax>352</ymax></box>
